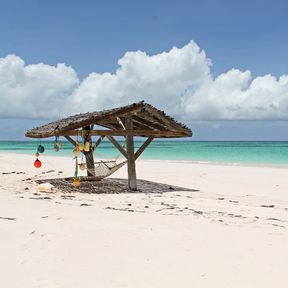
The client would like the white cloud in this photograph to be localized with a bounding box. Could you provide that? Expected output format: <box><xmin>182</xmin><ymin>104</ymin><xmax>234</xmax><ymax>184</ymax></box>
<box><xmin>0</xmin><ymin>41</ymin><xmax>288</xmax><ymax>121</ymax></box>
<box><xmin>0</xmin><ymin>55</ymin><xmax>79</xmax><ymax>119</ymax></box>
<box><xmin>66</xmin><ymin>41</ymin><xmax>211</xmax><ymax>116</ymax></box>
<box><xmin>183</xmin><ymin>69</ymin><xmax>288</xmax><ymax>120</ymax></box>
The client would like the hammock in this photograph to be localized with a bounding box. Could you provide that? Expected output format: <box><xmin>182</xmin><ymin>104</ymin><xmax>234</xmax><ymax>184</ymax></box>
<box><xmin>79</xmin><ymin>160</ymin><xmax>127</xmax><ymax>179</ymax></box>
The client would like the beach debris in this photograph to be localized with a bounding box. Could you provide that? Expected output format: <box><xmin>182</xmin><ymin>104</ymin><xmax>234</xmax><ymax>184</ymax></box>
<box><xmin>0</xmin><ymin>216</ymin><xmax>16</xmax><ymax>221</ymax></box>
<box><xmin>41</xmin><ymin>216</ymin><xmax>48</xmax><ymax>218</ymax></box>
<box><xmin>261</xmin><ymin>204</ymin><xmax>275</xmax><ymax>208</ymax></box>
<box><xmin>217</xmin><ymin>197</ymin><xmax>225</xmax><ymax>200</ymax></box>
<box><xmin>38</xmin><ymin>182</ymin><xmax>55</xmax><ymax>193</ymax></box>
<box><xmin>41</xmin><ymin>170</ymin><xmax>56</xmax><ymax>174</ymax></box>
<box><xmin>29</xmin><ymin>196</ymin><xmax>52</xmax><ymax>200</ymax></box>
<box><xmin>272</xmin><ymin>224</ymin><xmax>285</xmax><ymax>228</ymax></box>
<box><xmin>227</xmin><ymin>213</ymin><xmax>245</xmax><ymax>218</ymax></box>
<box><xmin>105</xmin><ymin>206</ymin><xmax>135</xmax><ymax>213</ymax></box>
<box><xmin>190</xmin><ymin>209</ymin><xmax>203</xmax><ymax>215</ymax></box>
<box><xmin>80</xmin><ymin>203</ymin><xmax>91</xmax><ymax>207</ymax></box>
<box><xmin>60</xmin><ymin>195</ymin><xmax>75</xmax><ymax>199</ymax></box>
<box><xmin>25</xmin><ymin>187</ymin><xmax>29</xmax><ymax>190</ymax></box>
<box><xmin>29</xmin><ymin>230</ymin><xmax>36</xmax><ymax>235</ymax></box>
<box><xmin>2</xmin><ymin>171</ymin><xmax>16</xmax><ymax>175</ymax></box>
<box><xmin>267</xmin><ymin>217</ymin><xmax>281</xmax><ymax>221</ymax></box>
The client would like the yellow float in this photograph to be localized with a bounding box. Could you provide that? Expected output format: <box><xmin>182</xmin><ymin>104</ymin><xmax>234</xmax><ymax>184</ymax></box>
<box><xmin>79</xmin><ymin>163</ymin><xmax>86</xmax><ymax>171</ymax></box>
<box><xmin>84</xmin><ymin>141</ymin><xmax>90</xmax><ymax>152</ymax></box>
<box><xmin>72</xmin><ymin>178</ymin><xmax>81</xmax><ymax>187</ymax></box>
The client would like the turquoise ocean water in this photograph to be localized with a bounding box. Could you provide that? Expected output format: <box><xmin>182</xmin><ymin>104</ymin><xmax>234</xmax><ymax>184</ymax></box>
<box><xmin>0</xmin><ymin>140</ymin><xmax>288</xmax><ymax>166</ymax></box>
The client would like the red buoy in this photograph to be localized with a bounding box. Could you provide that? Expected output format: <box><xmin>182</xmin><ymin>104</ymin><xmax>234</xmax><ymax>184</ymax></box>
<box><xmin>34</xmin><ymin>158</ymin><xmax>42</xmax><ymax>168</ymax></box>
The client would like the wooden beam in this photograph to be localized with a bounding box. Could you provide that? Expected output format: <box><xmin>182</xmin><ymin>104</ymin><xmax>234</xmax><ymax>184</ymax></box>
<box><xmin>92</xmin><ymin>135</ymin><xmax>105</xmax><ymax>151</ymax></box>
<box><xmin>144</xmin><ymin>106</ymin><xmax>191</xmax><ymax>134</ymax></box>
<box><xmin>133</xmin><ymin>115</ymin><xmax>167</xmax><ymax>131</ymax></box>
<box><xmin>116</xmin><ymin>117</ymin><xmax>126</xmax><ymax>130</ymax></box>
<box><xmin>125</xmin><ymin>116</ymin><xmax>137</xmax><ymax>191</ymax></box>
<box><xmin>64</xmin><ymin>135</ymin><xmax>77</xmax><ymax>146</ymax></box>
<box><xmin>107</xmin><ymin>136</ymin><xmax>128</xmax><ymax>159</ymax></box>
<box><xmin>62</xmin><ymin>129</ymin><xmax>188</xmax><ymax>137</ymax></box>
<box><xmin>135</xmin><ymin>136</ymin><xmax>154</xmax><ymax>160</ymax></box>
<box><xmin>130</xmin><ymin>119</ymin><xmax>155</xmax><ymax>131</ymax></box>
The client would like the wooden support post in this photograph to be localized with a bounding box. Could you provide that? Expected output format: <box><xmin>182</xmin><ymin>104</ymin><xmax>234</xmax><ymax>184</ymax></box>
<box><xmin>135</xmin><ymin>136</ymin><xmax>154</xmax><ymax>160</ymax></box>
<box><xmin>64</xmin><ymin>135</ymin><xmax>77</xmax><ymax>146</ymax></box>
<box><xmin>107</xmin><ymin>136</ymin><xmax>128</xmax><ymax>159</ymax></box>
<box><xmin>83</xmin><ymin>126</ymin><xmax>95</xmax><ymax>177</ymax></box>
<box><xmin>92</xmin><ymin>135</ymin><xmax>105</xmax><ymax>151</ymax></box>
<box><xmin>125</xmin><ymin>116</ymin><xmax>137</xmax><ymax>191</ymax></box>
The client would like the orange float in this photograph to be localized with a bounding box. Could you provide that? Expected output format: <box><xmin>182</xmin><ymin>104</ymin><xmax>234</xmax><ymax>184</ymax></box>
<box><xmin>72</xmin><ymin>178</ymin><xmax>81</xmax><ymax>187</ymax></box>
<box><xmin>34</xmin><ymin>158</ymin><xmax>42</xmax><ymax>168</ymax></box>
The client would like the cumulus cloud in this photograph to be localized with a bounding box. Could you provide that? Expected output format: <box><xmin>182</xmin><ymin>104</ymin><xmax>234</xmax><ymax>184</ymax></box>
<box><xmin>182</xmin><ymin>69</ymin><xmax>288</xmax><ymax>120</ymax></box>
<box><xmin>66</xmin><ymin>41</ymin><xmax>211</xmax><ymax>116</ymax></box>
<box><xmin>0</xmin><ymin>55</ymin><xmax>78</xmax><ymax>119</ymax></box>
<box><xmin>0</xmin><ymin>41</ymin><xmax>288</xmax><ymax>121</ymax></box>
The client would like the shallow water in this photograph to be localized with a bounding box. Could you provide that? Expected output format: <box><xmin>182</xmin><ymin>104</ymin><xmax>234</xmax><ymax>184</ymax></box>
<box><xmin>1</xmin><ymin>140</ymin><xmax>288</xmax><ymax>166</ymax></box>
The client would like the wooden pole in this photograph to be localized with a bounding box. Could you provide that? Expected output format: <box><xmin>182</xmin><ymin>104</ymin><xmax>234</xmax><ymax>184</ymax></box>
<box><xmin>107</xmin><ymin>136</ymin><xmax>128</xmax><ymax>159</ymax></box>
<box><xmin>83</xmin><ymin>126</ymin><xmax>95</xmax><ymax>176</ymax></box>
<box><xmin>64</xmin><ymin>135</ymin><xmax>77</xmax><ymax>146</ymax></box>
<box><xmin>92</xmin><ymin>135</ymin><xmax>105</xmax><ymax>151</ymax></box>
<box><xmin>135</xmin><ymin>136</ymin><xmax>154</xmax><ymax>160</ymax></box>
<box><xmin>125</xmin><ymin>116</ymin><xmax>137</xmax><ymax>191</ymax></box>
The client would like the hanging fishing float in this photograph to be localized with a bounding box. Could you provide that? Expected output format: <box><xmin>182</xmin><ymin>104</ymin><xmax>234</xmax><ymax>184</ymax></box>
<box><xmin>34</xmin><ymin>158</ymin><xmax>42</xmax><ymax>168</ymax></box>
<box><xmin>72</xmin><ymin>155</ymin><xmax>81</xmax><ymax>187</ymax></box>
<box><xmin>84</xmin><ymin>140</ymin><xmax>90</xmax><ymax>152</ymax></box>
<box><xmin>37</xmin><ymin>144</ymin><xmax>45</xmax><ymax>153</ymax></box>
<box><xmin>34</xmin><ymin>142</ymin><xmax>45</xmax><ymax>168</ymax></box>
<box><xmin>54</xmin><ymin>135</ymin><xmax>62</xmax><ymax>152</ymax></box>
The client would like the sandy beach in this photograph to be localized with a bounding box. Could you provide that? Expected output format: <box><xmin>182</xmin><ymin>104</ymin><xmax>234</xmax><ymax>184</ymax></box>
<box><xmin>0</xmin><ymin>152</ymin><xmax>288</xmax><ymax>288</ymax></box>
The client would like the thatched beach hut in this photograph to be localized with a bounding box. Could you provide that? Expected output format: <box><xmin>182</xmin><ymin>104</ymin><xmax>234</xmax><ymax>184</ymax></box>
<box><xmin>26</xmin><ymin>101</ymin><xmax>192</xmax><ymax>190</ymax></box>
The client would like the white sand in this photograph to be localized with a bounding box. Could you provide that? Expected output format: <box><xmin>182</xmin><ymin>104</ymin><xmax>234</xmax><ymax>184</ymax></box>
<box><xmin>0</xmin><ymin>153</ymin><xmax>288</xmax><ymax>288</ymax></box>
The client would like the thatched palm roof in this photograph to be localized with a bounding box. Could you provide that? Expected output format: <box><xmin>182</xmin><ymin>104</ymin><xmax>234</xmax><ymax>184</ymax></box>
<box><xmin>25</xmin><ymin>101</ymin><xmax>192</xmax><ymax>138</ymax></box>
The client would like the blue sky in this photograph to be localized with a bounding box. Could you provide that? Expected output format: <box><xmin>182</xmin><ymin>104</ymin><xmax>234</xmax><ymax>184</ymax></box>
<box><xmin>0</xmin><ymin>0</ymin><xmax>288</xmax><ymax>140</ymax></box>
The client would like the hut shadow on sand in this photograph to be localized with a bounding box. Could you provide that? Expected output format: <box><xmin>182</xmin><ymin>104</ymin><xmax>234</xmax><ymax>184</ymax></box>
<box><xmin>36</xmin><ymin>177</ymin><xmax>199</xmax><ymax>194</ymax></box>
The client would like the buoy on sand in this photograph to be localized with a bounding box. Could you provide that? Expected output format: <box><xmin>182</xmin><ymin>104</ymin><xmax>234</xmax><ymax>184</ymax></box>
<box><xmin>72</xmin><ymin>178</ymin><xmax>81</xmax><ymax>187</ymax></box>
